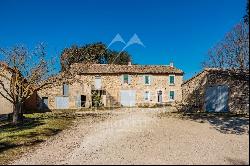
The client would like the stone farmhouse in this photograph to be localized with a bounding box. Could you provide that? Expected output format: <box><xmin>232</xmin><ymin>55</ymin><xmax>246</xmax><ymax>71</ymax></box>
<box><xmin>31</xmin><ymin>62</ymin><xmax>184</xmax><ymax>110</ymax></box>
<box><xmin>1</xmin><ymin>62</ymin><xmax>249</xmax><ymax>114</ymax></box>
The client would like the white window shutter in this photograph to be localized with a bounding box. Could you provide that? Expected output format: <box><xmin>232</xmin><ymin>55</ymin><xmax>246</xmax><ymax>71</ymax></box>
<box><xmin>144</xmin><ymin>91</ymin><xmax>150</xmax><ymax>100</ymax></box>
<box><xmin>76</xmin><ymin>95</ymin><xmax>81</xmax><ymax>108</ymax></box>
<box><xmin>121</xmin><ymin>75</ymin><xmax>124</xmax><ymax>84</ymax></box>
<box><xmin>63</xmin><ymin>84</ymin><xmax>69</xmax><ymax>96</ymax></box>
<box><xmin>128</xmin><ymin>75</ymin><xmax>132</xmax><ymax>84</ymax></box>
<box><xmin>144</xmin><ymin>92</ymin><xmax>147</xmax><ymax>100</ymax></box>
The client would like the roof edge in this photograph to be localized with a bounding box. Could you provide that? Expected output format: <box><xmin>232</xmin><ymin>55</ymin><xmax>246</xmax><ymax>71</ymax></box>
<box><xmin>182</xmin><ymin>67</ymin><xmax>249</xmax><ymax>86</ymax></box>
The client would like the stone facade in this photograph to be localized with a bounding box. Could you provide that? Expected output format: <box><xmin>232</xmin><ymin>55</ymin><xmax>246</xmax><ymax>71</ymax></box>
<box><xmin>34</xmin><ymin>64</ymin><xmax>183</xmax><ymax>110</ymax></box>
<box><xmin>182</xmin><ymin>68</ymin><xmax>249</xmax><ymax>113</ymax></box>
<box><xmin>0</xmin><ymin>93</ymin><xmax>13</xmax><ymax>115</ymax></box>
<box><xmin>0</xmin><ymin>70</ymin><xmax>13</xmax><ymax>115</ymax></box>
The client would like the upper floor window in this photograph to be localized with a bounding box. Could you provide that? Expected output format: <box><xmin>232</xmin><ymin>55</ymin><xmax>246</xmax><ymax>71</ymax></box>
<box><xmin>169</xmin><ymin>91</ymin><xmax>175</xmax><ymax>101</ymax></box>
<box><xmin>169</xmin><ymin>75</ymin><xmax>175</xmax><ymax>85</ymax></box>
<box><xmin>122</xmin><ymin>74</ymin><xmax>131</xmax><ymax>84</ymax></box>
<box><xmin>95</xmin><ymin>76</ymin><xmax>102</xmax><ymax>89</ymax></box>
<box><xmin>63</xmin><ymin>83</ymin><xmax>69</xmax><ymax>96</ymax></box>
<box><xmin>124</xmin><ymin>74</ymin><xmax>129</xmax><ymax>84</ymax></box>
<box><xmin>144</xmin><ymin>75</ymin><xmax>151</xmax><ymax>85</ymax></box>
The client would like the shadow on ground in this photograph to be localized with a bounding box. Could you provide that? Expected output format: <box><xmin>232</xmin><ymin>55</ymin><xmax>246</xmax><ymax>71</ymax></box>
<box><xmin>0</xmin><ymin>117</ymin><xmax>62</xmax><ymax>153</ymax></box>
<box><xmin>225</xmin><ymin>157</ymin><xmax>248</xmax><ymax>165</ymax></box>
<box><xmin>0</xmin><ymin>127</ymin><xmax>62</xmax><ymax>153</ymax></box>
<box><xmin>0</xmin><ymin>119</ymin><xmax>44</xmax><ymax>132</ymax></box>
<box><xmin>181</xmin><ymin>113</ymin><xmax>249</xmax><ymax>135</ymax></box>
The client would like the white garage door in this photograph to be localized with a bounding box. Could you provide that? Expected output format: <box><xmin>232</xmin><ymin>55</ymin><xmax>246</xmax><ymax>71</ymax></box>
<box><xmin>120</xmin><ymin>90</ymin><xmax>136</xmax><ymax>107</ymax></box>
<box><xmin>205</xmin><ymin>85</ymin><xmax>229</xmax><ymax>112</ymax></box>
<box><xmin>55</xmin><ymin>97</ymin><xmax>69</xmax><ymax>109</ymax></box>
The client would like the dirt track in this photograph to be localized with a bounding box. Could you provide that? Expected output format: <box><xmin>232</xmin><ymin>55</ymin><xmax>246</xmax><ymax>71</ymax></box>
<box><xmin>11</xmin><ymin>109</ymin><xmax>249</xmax><ymax>165</ymax></box>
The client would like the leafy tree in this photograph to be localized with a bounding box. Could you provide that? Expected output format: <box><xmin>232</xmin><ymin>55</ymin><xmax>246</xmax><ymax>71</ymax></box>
<box><xmin>91</xmin><ymin>91</ymin><xmax>103</xmax><ymax>108</ymax></box>
<box><xmin>60</xmin><ymin>42</ymin><xmax>132</xmax><ymax>71</ymax></box>
<box><xmin>104</xmin><ymin>50</ymin><xmax>131</xmax><ymax>65</ymax></box>
<box><xmin>0</xmin><ymin>44</ymin><xmax>55</xmax><ymax>125</ymax></box>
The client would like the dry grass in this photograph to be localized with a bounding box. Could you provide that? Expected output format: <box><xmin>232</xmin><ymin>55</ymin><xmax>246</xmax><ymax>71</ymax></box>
<box><xmin>0</xmin><ymin>112</ymin><xmax>76</xmax><ymax>165</ymax></box>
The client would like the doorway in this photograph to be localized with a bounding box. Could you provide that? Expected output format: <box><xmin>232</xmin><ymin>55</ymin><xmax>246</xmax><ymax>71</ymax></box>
<box><xmin>81</xmin><ymin>95</ymin><xmax>86</xmax><ymax>107</ymax></box>
<box><xmin>120</xmin><ymin>90</ymin><xmax>136</xmax><ymax>107</ymax></box>
<box><xmin>42</xmin><ymin>97</ymin><xmax>49</xmax><ymax>109</ymax></box>
<box><xmin>205</xmin><ymin>85</ymin><xmax>229</xmax><ymax>112</ymax></box>
<box><xmin>157</xmin><ymin>90</ymin><xmax>163</xmax><ymax>103</ymax></box>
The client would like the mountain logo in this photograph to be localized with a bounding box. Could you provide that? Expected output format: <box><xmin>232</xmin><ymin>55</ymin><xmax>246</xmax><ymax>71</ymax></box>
<box><xmin>107</xmin><ymin>33</ymin><xmax>145</xmax><ymax>64</ymax></box>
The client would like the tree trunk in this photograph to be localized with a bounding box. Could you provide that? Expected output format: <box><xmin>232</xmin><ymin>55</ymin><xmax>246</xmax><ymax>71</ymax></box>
<box><xmin>19</xmin><ymin>103</ymin><xmax>24</xmax><ymax>123</ymax></box>
<box><xmin>12</xmin><ymin>102</ymin><xmax>23</xmax><ymax>125</ymax></box>
<box><xmin>12</xmin><ymin>104</ymin><xmax>19</xmax><ymax>125</ymax></box>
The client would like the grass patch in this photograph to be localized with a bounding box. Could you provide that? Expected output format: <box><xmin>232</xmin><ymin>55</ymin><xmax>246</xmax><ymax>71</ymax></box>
<box><xmin>0</xmin><ymin>112</ymin><xmax>76</xmax><ymax>165</ymax></box>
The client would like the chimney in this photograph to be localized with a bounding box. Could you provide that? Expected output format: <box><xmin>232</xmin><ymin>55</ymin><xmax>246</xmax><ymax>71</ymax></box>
<box><xmin>128</xmin><ymin>61</ymin><xmax>132</xmax><ymax>66</ymax></box>
<box><xmin>170</xmin><ymin>62</ymin><xmax>174</xmax><ymax>67</ymax></box>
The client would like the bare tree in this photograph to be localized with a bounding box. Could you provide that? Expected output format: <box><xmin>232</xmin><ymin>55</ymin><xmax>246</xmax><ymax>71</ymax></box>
<box><xmin>0</xmin><ymin>44</ymin><xmax>55</xmax><ymax>125</ymax></box>
<box><xmin>203</xmin><ymin>21</ymin><xmax>249</xmax><ymax>70</ymax></box>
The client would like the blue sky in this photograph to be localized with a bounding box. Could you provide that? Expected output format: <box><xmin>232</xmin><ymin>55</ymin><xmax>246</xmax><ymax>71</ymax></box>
<box><xmin>0</xmin><ymin>0</ymin><xmax>247</xmax><ymax>80</ymax></box>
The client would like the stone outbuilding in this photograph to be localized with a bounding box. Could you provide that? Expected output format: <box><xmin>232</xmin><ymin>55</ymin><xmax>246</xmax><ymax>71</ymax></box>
<box><xmin>182</xmin><ymin>68</ymin><xmax>249</xmax><ymax>113</ymax></box>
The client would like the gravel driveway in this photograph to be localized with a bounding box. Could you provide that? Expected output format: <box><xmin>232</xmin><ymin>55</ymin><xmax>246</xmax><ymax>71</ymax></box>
<box><xmin>11</xmin><ymin>108</ymin><xmax>249</xmax><ymax>165</ymax></box>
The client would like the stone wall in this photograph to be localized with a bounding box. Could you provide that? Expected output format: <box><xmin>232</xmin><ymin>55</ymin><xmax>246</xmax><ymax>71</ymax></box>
<box><xmin>0</xmin><ymin>71</ymin><xmax>13</xmax><ymax>115</ymax></box>
<box><xmin>98</xmin><ymin>73</ymin><xmax>183</xmax><ymax>107</ymax></box>
<box><xmin>37</xmin><ymin>75</ymin><xmax>92</xmax><ymax>110</ymax></box>
<box><xmin>182</xmin><ymin>69</ymin><xmax>249</xmax><ymax>113</ymax></box>
<box><xmin>0</xmin><ymin>95</ymin><xmax>13</xmax><ymax>115</ymax></box>
<box><xmin>35</xmin><ymin>73</ymin><xmax>183</xmax><ymax>110</ymax></box>
<box><xmin>182</xmin><ymin>70</ymin><xmax>208</xmax><ymax>109</ymax></box>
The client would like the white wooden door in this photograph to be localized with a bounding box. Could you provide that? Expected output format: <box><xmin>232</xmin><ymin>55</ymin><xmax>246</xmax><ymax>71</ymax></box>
<box><xmin>55</xmin><ymin>97</ymin><xmax>69</xmax><ymax>109</ymax></box>
<box><xmin>120</xmin><ymin>90</ymin><xmax>136</xmax><ymax>107</ymax></box>
<box><xmin>205</xmin><ymin>85</ymin><xmax>229</xmax><ymax>112</ymax></box>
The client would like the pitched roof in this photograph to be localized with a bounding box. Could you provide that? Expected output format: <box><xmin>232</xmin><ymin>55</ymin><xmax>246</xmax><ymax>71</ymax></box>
<box><xmin>182</xmin><ymin>68</ymin><xmax>249</xmax><ymax>85</ymax></box>
<box><xmin>70</xmin><ymin>63</ymin><xmax>184</xmax><ymax>75</ymax></box>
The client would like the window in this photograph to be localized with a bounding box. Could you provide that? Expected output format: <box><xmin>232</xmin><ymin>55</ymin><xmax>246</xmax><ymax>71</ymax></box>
<box><xmin>169</xmin><ymin>91</ymin><xmax>175</xmax><ymax>101</ymax></box>
<box><xmin>123</xmin><ymin>74</ymin><xmax>129</xmax><ymax>84</ymax></box>
<box><xmin>144</xmin><ymin>75</ymin><xmax>151</xmax><ymax>85</ymax></box>
<box><xmin>63</xmin><ymin>83</ymin><xmax>69</xmax><ymax>96</ymax></box>
<box><xmin>169</xmin><ymin>75</ymin><xmax>175</xmax><ymax>85</ymax></box>
<box><xmin>95</xmin><ymin>76</ymin><xmax>102</xmax><ymax>89</ymax></box>
<box><xmin>144</xmin><ymin>91</ymin><xmax>150</xmax><ymax>101</ymax></box>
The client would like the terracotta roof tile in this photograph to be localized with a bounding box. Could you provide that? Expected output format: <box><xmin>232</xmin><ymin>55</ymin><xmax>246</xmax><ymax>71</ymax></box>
<box><xmin>70</xmin><ymin>63</ymin><xmax>184</xmax><ymax>75</ymax></box>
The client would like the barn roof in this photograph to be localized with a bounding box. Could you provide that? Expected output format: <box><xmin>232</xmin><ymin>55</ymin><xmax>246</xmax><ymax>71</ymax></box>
<box><xmin>182</xmin><ymin>68</ymin><xmax>249</xmax><ymax>85</ymax></box>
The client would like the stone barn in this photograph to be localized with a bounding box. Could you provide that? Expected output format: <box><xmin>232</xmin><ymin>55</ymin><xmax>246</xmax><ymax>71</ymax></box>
<box><xmin>182</xmin><ymin>68</ymin><xmax>249</xmax><ymax>113</ymax></box>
